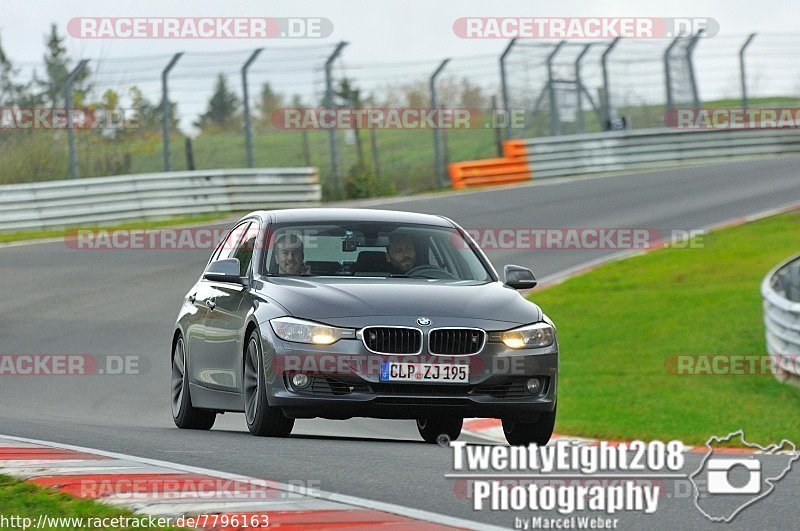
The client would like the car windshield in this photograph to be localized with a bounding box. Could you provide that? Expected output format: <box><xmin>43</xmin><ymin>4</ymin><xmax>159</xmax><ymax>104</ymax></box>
<box><xmin>263</xmin><ymin>221</ymin><xmax>493</xmax><ymax>281</ymax></box>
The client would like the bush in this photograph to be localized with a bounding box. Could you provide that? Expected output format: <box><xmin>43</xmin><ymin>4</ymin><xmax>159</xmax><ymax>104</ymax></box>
<box><xmin>344</xmin><ymin>161</ymin><xmax>394</xmax><ymax>199</ymax></box>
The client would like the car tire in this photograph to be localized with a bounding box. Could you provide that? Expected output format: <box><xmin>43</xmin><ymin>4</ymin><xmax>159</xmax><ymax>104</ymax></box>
<box><xmin>171</xmin><ymin>335</ymin><xmax>216</xmax><ymax>430</ymax></box>
<box><xmin>502</xmin><ymin>404</ymin><xmax>557</xmax><ymax>446</ymax></box>
<box><xmin>416</xmin><ymin>418</ymin><xmax>462</xmax><ymax>444</ymax></box>
<box><xmin>243</xmin><ymin>329</ymin><xmax>294</xmax><ymax>437</ymax></box>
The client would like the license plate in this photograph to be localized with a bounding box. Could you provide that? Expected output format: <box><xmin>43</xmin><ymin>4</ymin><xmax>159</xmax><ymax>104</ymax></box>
<box><xmin>380</xmin><ymin>361</ymin><xmax>469</xmax><ymax>383</ymax></box>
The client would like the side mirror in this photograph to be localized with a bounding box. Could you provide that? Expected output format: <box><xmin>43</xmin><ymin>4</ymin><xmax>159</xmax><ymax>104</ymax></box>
<box><xmin>204</xmin><ymin>258</ymin><xmax>243</xmax><ymax>284</ymax></box>
<box><xmin>504</xmin><ymin>264</ymin><xmax>537</xmax><ymax>290</ymax></box>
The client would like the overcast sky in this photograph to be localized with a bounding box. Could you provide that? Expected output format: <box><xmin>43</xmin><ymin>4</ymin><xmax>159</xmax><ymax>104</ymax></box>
<box><xmin>1</xmin><ymin>0</ymin><xmax>798</xmax><ymax>64</ymax></box>
<box><xmin>2</xmin><ymin>0</ymin><xmax>796</xmax><ymax>131</ymax></box>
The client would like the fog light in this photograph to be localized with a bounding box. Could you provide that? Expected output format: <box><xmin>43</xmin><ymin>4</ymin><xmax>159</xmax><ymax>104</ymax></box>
<box><xmin>292</xmin><ymin>373</ymin><xmax>310</xmax><ymax>389</ymax></box>
<box><xmin>526</xmin><ymin>378</ymin><xmax>542</xmax><ymax>394</ymax></box>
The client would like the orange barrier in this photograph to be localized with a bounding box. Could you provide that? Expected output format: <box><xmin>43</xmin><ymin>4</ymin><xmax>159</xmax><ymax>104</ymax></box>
<box><xmin>502</xmin><ymin>139</ymin><xmax>527</xmax><ymax>158</ymax></box>
<box><xmin>447</xmin><ymin>140</ymin><xmax>532</xmax><ymax>189</ymax></box>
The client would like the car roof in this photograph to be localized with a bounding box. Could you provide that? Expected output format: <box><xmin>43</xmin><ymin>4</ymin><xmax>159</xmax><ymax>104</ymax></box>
<box><xmin>247</xmin><ymin>208</ymin><xmax>455</xmax><ymax>227</ymax></box>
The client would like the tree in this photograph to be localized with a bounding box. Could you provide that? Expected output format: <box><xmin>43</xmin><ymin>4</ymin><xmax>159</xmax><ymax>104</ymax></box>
<box><xmin>0</xmin><ymin>32</ymin><xmax>16</xmax><ymax>105</ymax></box>
<box><xmin>460</xmin><ymin>78</ymin><xmax>488</xmax><ymax>109</ymax></box>
<box><xmin>336</xmin><ymin>77</ymin><xmax>364</xmax><ymax>165</ymax></box>
<box><xmin>195</xmin><ymin>74</ymin><xmax>241</xmax><ymax>131</ymax></box>
<box><xmin>256</xmin><ymin>81</ymin><xmax>284</xmax><ymax>127</ymax></box>
<box><xmin>37</xmin><ymin>24</ymin><xmax>90</xmax><ymax>107</ymax></box>
<box><xmin>127</xmin><ymin>86</ymin><xmax>179</xmax><ymax>134</ymax></box>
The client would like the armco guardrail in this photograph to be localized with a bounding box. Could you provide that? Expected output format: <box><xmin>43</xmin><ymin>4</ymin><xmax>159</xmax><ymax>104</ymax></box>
<box><xmin>762</xmin><ymin>253</ymin><xmax>800</xmax><ymax>385</ymax></box>
<box><xmin>0</xmin><ymin>168</ymin><xmax>321</xmax><ymax>232</ymax></box>
<box><xmin>511</xmin><ymin>127</ymin><xmax>800</xmax><ymax>178</ymax></box>
<box><xmin>448</xmin><ymin>128</ymin><xmax>800</xmax><ymax>187</ymax></box>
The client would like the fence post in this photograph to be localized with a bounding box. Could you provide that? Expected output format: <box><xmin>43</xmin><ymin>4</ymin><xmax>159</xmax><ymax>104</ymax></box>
<box><xmin>686</xmin><ymin>30</ymin><xmax>704</xmax><ymax>109</ymax></box>
<box><xmin>161</xmin><ymin>53</ymin><xmax>183</xmax><ymax>172</ymax></box>
<box><xmin>663</xmin><ymin>36</ymin><xmax>682</xmax><ymax>115</ymax></box>
<box><xmin>574</xmin><ymin>43</ymin><xmax>594</xmax><ymax>134</ymax></box>
<box><xmin>301</xmin><ymin>129</ymin><xmax>312</xmax><ymax>167</ymax></box>
<box><xmin>499</xmin><ymin>38</ymin><xmax>517</xmax><ymax>140</ymax></box>
<box><xmin>491</xmin><ymin>95</ymin><xmax>503</xmax><ymax>156</ymax></box>
<box><xmin>64</xmin><ymin>59</ymin><xmax>89</xmax><ymax>179</ymax></box>
<box><xmin>324</xmin><ymin>41</ymin><xmax>348</xmax><ymax>195</ymax></box>
<box><xmin>546</xmin><ymin>41</ymin><xmax>565</xmax><ymax>136</ymax></box>
<box><xmin>241</xmin><ymin>48</ymin><xmax>263</xmax><ymax>168</ymax></box>
<box><xmin>369</xmin><ymin>127</ymin><xmax>381</xmax><ymax>178</ymax></box>
<box><xmin>430</xmin><ymin>58</ymin><xmax>450</xmax><ymax>188</ymax></box>
<box><xmin>739</xmin><ymin>33</ymin><xmax>757</xmax><ymax>109</ymax></box>
<box><xmin>601</xmin><ymin>37</ymin><xmax>621</xmax><ymax>130</ymax></box>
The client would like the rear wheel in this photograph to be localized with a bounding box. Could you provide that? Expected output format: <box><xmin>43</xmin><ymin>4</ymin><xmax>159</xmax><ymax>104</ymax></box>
<box><xmin>171</xmin><ymin>336</ymin><xmax>216</xmax><ymax>430</ymax></box>
<box><xmin>502</xmin><ymin>404</ymin><xmax>556</xmax><ymax>446</ymax></box>
<box><xmin>243</xmin><ymin>329</ymin><xmax>294</xmax><ymax>437</ymax></box>
<box><xmin>416</xmin><ymin>418</ymin><xmax>462</xmax><ymax>444</ymax></box>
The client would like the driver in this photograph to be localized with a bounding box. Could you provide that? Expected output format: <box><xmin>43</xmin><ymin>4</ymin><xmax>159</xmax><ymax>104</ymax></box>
<box><xmin>274</xmin><ymin>233</ymin><xmax>312</xmax><ymax>275</ymax></box>
<box><xmin>386</xmin><ymin>232</ymin><xmax>417</xmax><ymax>274</ymax></box>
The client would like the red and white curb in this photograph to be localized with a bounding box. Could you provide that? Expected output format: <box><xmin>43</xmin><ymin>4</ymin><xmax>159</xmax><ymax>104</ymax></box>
<box><xmin>0</xmin><ymin>435</ymin><xmax>505</xmax><ymax>531</ymax></box>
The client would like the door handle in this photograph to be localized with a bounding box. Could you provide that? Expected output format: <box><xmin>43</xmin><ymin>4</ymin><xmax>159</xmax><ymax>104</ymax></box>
<box><xmin>188</xmin><ymin>293</ymin><xmax>196</xmax><ymax>304</ymax></box>
<box><xmin>207</xmin><ymin>297</ymin><xmax>216</xmax><ymax>310</ymax></box>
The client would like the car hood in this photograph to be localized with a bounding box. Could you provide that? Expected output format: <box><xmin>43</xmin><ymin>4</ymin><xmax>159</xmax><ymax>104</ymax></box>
<box><xmin>258</xmin><ymin>277</ymin><xmax>541</xmax><ymax>325</ymax></box>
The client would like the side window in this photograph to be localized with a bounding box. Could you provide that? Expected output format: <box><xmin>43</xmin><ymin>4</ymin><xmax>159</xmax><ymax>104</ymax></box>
<box><xmin>231</xmin><ymin>222</ymin><xmax>259</xmax><ymax>276</ymax></box>
<box><xmin>211</xmin><ymin>222</ymin><xmax>250</xmax><ymax>264</ymax></box>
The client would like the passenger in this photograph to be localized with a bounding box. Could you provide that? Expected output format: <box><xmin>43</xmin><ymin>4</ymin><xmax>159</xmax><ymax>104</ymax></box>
<box><xmin>274</xmin><ymin>234</ymin><xmax>311</xmax><ymax>275</ymax></box>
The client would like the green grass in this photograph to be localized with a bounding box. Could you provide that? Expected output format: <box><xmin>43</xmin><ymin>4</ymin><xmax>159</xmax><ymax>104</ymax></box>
<box><xmin>529</xmin><ymin>211</ymin><xmax>800</xmax><ymax>446</ymax></box>
<box><xmin>0</xmin><ymin>474</ymin><xmax>185</xmax><ymax>530</ymax></box>
<box><xmin>0</xmin><ymin>213</ymin><xmax>234</xmax><ymax>244</ymax></box>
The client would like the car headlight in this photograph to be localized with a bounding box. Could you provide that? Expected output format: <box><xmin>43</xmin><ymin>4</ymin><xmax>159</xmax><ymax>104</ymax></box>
<box><xmin>498</xmin><ymin>322</ymin><xmax>555</xmax><ymax>349</ymax></box>
<box><xmin>269</xmin><ymin>317</ymin><xmax>355</xmax><ymax>345</ymax></box>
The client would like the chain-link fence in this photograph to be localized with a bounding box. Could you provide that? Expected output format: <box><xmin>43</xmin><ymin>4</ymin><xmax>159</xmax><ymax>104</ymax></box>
<box><xmin>2</xmin><ymin>32</ymin><xmax>799</xmax><ymax>197</ymax></box>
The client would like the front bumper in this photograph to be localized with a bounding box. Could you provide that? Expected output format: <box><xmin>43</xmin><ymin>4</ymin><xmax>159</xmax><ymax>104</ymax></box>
<box><xmin>262</xmin><ymin>331</ymin><xmax>558</xmax><ymax>422</ymax></box>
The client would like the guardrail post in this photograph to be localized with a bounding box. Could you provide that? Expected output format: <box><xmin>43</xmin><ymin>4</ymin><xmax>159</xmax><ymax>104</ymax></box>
<box><xmin>241</xmin><ymin>48</ymin><xmax>264</xmax><ymax>168</ymax></box>
<box><xmin>499</xmin><ymin>38</ymin><xmax>517</xmax><ymax>140</ymax></box>
<box><xmin>601</xmin><ymin>37</ymin><xmax>621</xmax><ymax>131</ymax></box>
<box><xmin>430</xmin><ymin>58</ymin><xmax>450</xmax><ymax>188</ymax></box>
<box><xmin>546</xmin><ymin>41</ymin><xmax>565</xmax><ymax>136</ymax></box>
<box><xmin>161</xmin><ymin>53</ymin><xmax>183</xmax><ymax>172</ymax></box>
<box><xmin>324</xmin><ymin>42</ymin><xmax>348</xmax><ymax>196</ymax></box>
<box><xmin>64</xmin><ymin>60</ymin><xmax>89</xmax><ymax>179</ymax></box>
<box><xmin>686</xmin><ymin>30</ymin><xmax>704</xmax><ymax>109</ymax></box>
<box><xmin>575</xmin><ymin>43</ymin><xmax>594</xmax><ymax>134</ymax></box>
<box><xmin>739</xmin><ymin>33</ymin><xmax>757</xmax><ymax>110</ymax></box>
<box><xmin>663</xmin><ymin>36</ymin><xmax>682</xmax><ymax>115</ymax></box>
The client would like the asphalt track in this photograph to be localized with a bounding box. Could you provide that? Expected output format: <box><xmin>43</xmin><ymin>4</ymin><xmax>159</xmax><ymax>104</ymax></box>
<box><xmin>2</xmin><ymin>157</ymin><xmax>800</xmax><ymax>529</ymax></box>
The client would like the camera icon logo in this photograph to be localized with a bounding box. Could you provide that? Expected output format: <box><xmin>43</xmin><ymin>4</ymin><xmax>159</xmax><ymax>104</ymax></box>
<box><xmin>706</xmin><ymin>458</ymin><xmax>761</xmax><ymax>494</ymax></box>
<box><xmin>690</xmin><ymin>430</ymin><xmax>798</xmax><ymax>522</ymax></box>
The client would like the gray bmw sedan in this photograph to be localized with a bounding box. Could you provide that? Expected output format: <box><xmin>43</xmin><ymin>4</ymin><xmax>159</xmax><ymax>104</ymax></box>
<box><xmin>171</xmin><ymin>208</ymin><xmax>557</xmax><ymax>445</ymax></box>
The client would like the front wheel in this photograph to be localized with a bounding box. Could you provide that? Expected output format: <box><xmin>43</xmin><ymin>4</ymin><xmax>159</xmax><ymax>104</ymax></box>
<box><xmin>171</xmin><ymin>336</ymin><xmax>216</xmax><ymax>430</ymax></box>
<box><xmin>243</xmin><ymin>329</ymin><xmax>294</xmax><ymax>437</ymax></box>
<box><xmin>416</xmin><ymin>418</ymin><xmax>462</xmax><ymax>444</ymax></box>
<box><xmin>502</xmin><ymin>404</ymin><xmax>556</xmax><ymax>446</ymax></box>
